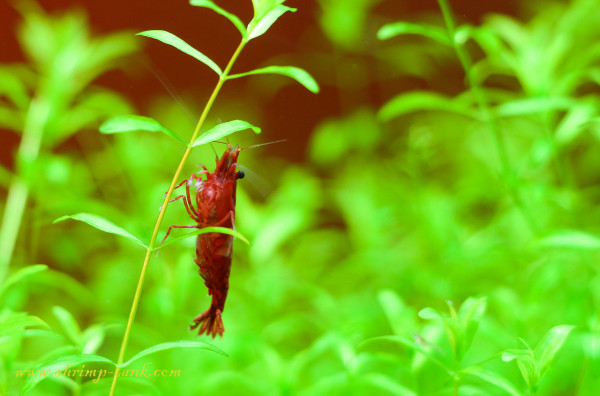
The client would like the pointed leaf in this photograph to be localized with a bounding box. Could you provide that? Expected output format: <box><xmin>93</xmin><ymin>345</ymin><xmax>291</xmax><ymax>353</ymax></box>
<box><xmin>462</xmin><ymin>366</ymin><xmax>521</xmax><ymax>396</ymax></box>
<box><xmin>496</xmin><ymin>97</ymin><xmax>573</xmax><ymax>117</ymax></box>
<box><xmin>379</xmin><ymin>91</ymin><xmax>477</xmax><ymax>121</ymax></box>
<box><xmin>0</xmin><ymin>264</ymin><xmax>48</xmax><ymax>297</ymax></box>
<box><xmin>0</xmin><ymin>67</ymin><xmax>29</xmax><ymax>109</ymax></box>
<box><xmin>247</xmin><ymin>5</ymin><xmax>296</xmax><ymax>40</ymax></box>
<box><xmin>81</xmin><ymin>325</ymin><xmax>106</xmax><ymax>355</ymax></box>
<box><xmin>377</xmin><ymin>22</ymin><xmax>452</xmax><ymax>46</ymax></box>
<box><xmin>458</xmin><ymin>297</ymin><xmax>487</xmax><ymax>353</ymax></box>
<box><xmin>100</xmin><ymin>115</ymin><xmax>187</xmax><ymax>145</ymax></box>
<box><xmin>501</xmin><ymin>349</ymin><xmax>538</xmax><ymax>389</ymax></box>
<box><xmin>190</xmin><ymin>0</ymin><xmax>247</xmax><ymax>39</ymax></box>
<box><xmin>538</xmin><ymin>230</ymin><xmax>600</xmax><ymax>250</ymax></box>
<box><xmin>535</xmin><ymin>325</ymin><xmax>575</xmax><ymax>377</ymax></box>
<box><xmin>0</xmin><ymin>313</ymin><xmax>48</xmax><ymax>337</ymax></box>
<box><xmin>137</xmin><ymin>30</ymin><xmax>222</xmax><ymax>76</ymax></box>
<box><xmin>377</xmin><ymin>289</ymin><xmax>409</xmax><ymax>335</ymax></box>
<box><xmin>418</xmin><ymin>307</ymin><xmax>443</xmax><ymax>320</ymax></box>
<box><xmin>191</xmin><ymin>120</ymin><xmax>261</xmax><ymax>147</ymax></box>
<box><xmin>361</xmin><ymin>335</ymin><xmax>452</xmax><ymax>374</ymax></box>
<box><xmin>227</xmin><ymin>66</ymin><xmax>319</xmax><ymax>93</ymax></box>
<box><xmin>0</xmin><ymin>106</ymin><xmax>22</xmax><ymax>131</ymax></box>
<box><xmin>52</xmin><ymin>306</ymin><xmax>82</xmax><ymax>345</ymax></box>
<box><xmin>0</xmin><ymin>163</ymin><xmax>12</xmax><ymax>188</ymax></box>
<box><xmin>53</xmin><ymin>213</ymin><xmax>147</xmax><ymax>248</ymax></box>
<box><xmin>501</xmin><ymin>349</ymin><xmax>532</xmax><ymax>362</ymax></box>
<box><xmin>361</xmin><ymin>373</ymin><xmax>417</xmax><ymax>396</ymax></box>
<box><xmin>20</xmin><ymin>354</ymin><xmax>115</xmax><ymax>394</ymax></box>
<box><xmin>157</xmin><ymin>226</ymin><xmax>250</xmax><ymax>250</ymax></box>
<box><xmin>122</xmin><ymin>340</ymin><xmax>227</xmax><ymax>367</ymax></box>
<box><xmin>554</xmin><ymin>102</ymin><xmax>597</xmax><ymax>144</ymax></box>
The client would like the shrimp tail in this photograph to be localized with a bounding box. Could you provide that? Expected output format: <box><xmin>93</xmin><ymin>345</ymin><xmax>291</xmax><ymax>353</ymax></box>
<box><xmin>190</xmin><ymin>306</ymin><xmax>224</xmax><ymax>338</ymax></box>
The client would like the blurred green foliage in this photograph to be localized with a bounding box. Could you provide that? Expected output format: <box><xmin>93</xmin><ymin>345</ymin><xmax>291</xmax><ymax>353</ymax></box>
<box><xmin>2</xmin><ymin>0</ymin><xmax>600</xmax><ymax>395</ymax></box>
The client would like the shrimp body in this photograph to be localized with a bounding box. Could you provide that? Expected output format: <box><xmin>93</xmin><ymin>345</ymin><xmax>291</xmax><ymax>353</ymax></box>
<box><xmin>163</xmin><ymin>144</ymin><xmax>242</xmax><ymax>337</ymax></box>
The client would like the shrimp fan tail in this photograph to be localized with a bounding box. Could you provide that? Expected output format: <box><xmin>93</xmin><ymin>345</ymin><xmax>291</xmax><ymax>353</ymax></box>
<box><xmin>190</xmin><ymin>307</ymin><xmax>224</xmax><ymax>338</ymax></box>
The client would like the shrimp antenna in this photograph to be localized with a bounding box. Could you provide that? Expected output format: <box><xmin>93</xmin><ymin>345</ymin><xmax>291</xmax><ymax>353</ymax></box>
<box><xmin>211</xmin><ymin>139</ymin><xmax>285</xmax><ymax>151</ymax></box>
<box><xmin>241</xmin><ymin>140</ymin><xmax>286</xmax><ymax>151</ymax></box>
<box><xmin>209</xmin><ymin>141</ymin><xmax>219</xmax><ymax>158</ymax></box>
<box><xmin>137</xmin><ymin>57</ymin><xmax>196</xmax><ymax>124</ymax></box>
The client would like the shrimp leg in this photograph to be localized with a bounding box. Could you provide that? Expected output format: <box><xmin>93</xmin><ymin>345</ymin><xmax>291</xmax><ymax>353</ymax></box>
<box><xmin>161</xmin><ymin>224</ymin><xmax>199</xmax><ymax>244</ymax></box>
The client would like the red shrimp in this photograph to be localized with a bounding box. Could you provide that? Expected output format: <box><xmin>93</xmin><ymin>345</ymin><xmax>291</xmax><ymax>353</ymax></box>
<box><xmin>162</xmin><ymin>144</ymin><xmax>243</xmax><ymax>337</ymax></box>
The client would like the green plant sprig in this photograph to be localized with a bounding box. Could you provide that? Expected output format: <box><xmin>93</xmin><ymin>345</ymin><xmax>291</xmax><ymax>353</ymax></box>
<box><xmin>0</xmin><ymin>4</ymin><xmax>137</xmax><ymax>284</ymax></box>
<box><xmin>376</xmin><ymin>0</ymin><xmax>540</xmax><ymax>235</ymax></box>
<box><xmin>106</xmin><ymin>37</ymin><xmax>249</xmax><ymax>394</ymax></box>
<box><xmin>45</xmin><ymin>1</ymin><xmax>318</xmax><ymax>395</ymax></box>
<box><xmin>436</xmin><ymin>0</ymin><xmax>540</xmax><ymax>235</ymax></box>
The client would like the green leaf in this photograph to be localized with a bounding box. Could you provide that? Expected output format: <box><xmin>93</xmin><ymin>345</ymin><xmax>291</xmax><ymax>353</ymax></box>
<box><xmin>458</xmin><ymin>297</ymin><xmax>487</xmax><ymax>354</ymax></box>
<box><xmin>418</xmin><ymin>307</ymin><xmax>442</xmax><ymax>320</ymax></box>
<box><xmin>157</xmin><ymin>226</ymin><xmax>250</xmax><ymax>250</ymax></box>
<box><xmin>454</xmin><ymin>24</ymin><xmax>476</xmax><ymax>45</ymax></box>
<box><xmin>502</xmin><ymin>349</ymin><xmax>538</xmax><ymax>390</ymax></box>
<box><xmin>495</xmin><ymin>97</ymin><xmax>573</xmax><ymax>117</ymax></box>
<box><xmin>0</xmin><ymin>313</ymin><xmax>48</xmax><ymax>337</ymax></box>
<box><xmin>247</xmin><ymin>5</ymin><xmax>296</xmax><ymax>40</ymax></box>
<box><xmin>318</xmin><ymin>0</ymin><xmax>379</xmax><ymax>51</ymax></box>
<box><xmin>377</xmin><ymin>22</ymin><xmax>452</xmax><ymax>46</ymax></box>
<box><xmin>0</xmin><ymin>105</ymin><xmax>22</xmax><ymax>131</ymax></box>
<box><xmin>0</xmin><ymin>67</ymin><xmax>29</xmax><ymax>109</ymax></box>
<box><xmin>0</xmin><ymin>264</ymin><xmax>48</xmax><ymax>298</ymax></box>
<box><xmin>191</xmin><ymin>120</ymin><xmax>261</xmax><ymax>147</ymax></box>
<box><xmin>22</xmin><ymin>329</ymin><xmax>68</xmax><ymax>342</ymax></box>
<box><xmin>379</xmin><ymin>91</ymin><xmax>477</xmax><ymax>121</ymax></box>
<box><xmin>137</xmin><ymin>30</ymin><xmax>222</xmax><ymax>76</ymax></box>
<box><xmin>53</xmin><ymin>213</ymin><xmax>147</xmax><ymax>249</ymax></box>
<box><xmin>419</xmin><ymin>305</ymin><xmax>461</xmax><ymax>359</ymax></box>
<box><xmin>537</xmin><ymin>230</ymin><xmax>600</xmax><ymax>250</ymax></box>
<box><xmin>485</xmin><ymin>14</ymin><xmax>527</xmax><ymax>50</ymax></box>
<box><xmin>361</xmin><ymin>335</ymin><xmax>452</xmax><ymax>374</ymax></box>
<box><xmin>81</xmin><ymin>325</ymin><xmax>106</xmax><ymax>355</ymax></box>
<box><xmin>20</xmin><ymin>354</ymin><xmax>115</xmax><ymax>394</ymax></box>
<box><xmin>462</xmin><ymin>366</ymin><xmax>521</xmax><ymax>396</ymax></box>
<box><xmin>502</xmin><ymin>349</ymin><xmax>530</xmax><ymax>364</ymax></box>
<box><xmin>100</xmin><ymin>115</ymin><xmax>187</xmax><ymax>145</ymax></box>
<box><xmin>122</xmin><ymin>340</ymin><xmax>227</xmax><ymax>367</ymax></box>
<box><xmin>190</xmin><ymin>0</ymin><xmax>247</xmax><ymax>39</ymax></box>
<box><xmin>0</xmin><ymin>163</ymin><xmax>13</xmax><ymax>188</ymax></box>
<box><xmin>360</xmin><ymin>373</ymin><xmax>418</xmax><ymax>396</ymax></box>
<box><xmin>52</xmin><ymin>306</ymin><xmax>82</xmax><ymax>345</ymax></box>
<box><xmin>227</xmin><ymin>66</ymin><xmax>319</xmax><ymax>93</ymax></box>
<box><xmin>377</xmin><ymin>289</ymin><xmax>408</xmax><ymax>335</ymax></box>
<box><xmin>535</xmin><ymin>325</ymin><xmax>575</xmax><ymax>377</ymax></box>
<box><xmin>554</xmin><ymin>102</ymin><xmax>597</xmax><ymax>144</ymax></box>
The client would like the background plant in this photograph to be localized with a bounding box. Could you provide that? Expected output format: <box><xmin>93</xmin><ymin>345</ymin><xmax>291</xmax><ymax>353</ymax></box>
<box><xmin>0</xmin><ymin>2</ymin><xmax>136</xmax><ymax>394</ymax></box>
<box><xmin>2</xmin><ymin>0</ymin><xmax>599</xmax><ymax>394</ymax></box>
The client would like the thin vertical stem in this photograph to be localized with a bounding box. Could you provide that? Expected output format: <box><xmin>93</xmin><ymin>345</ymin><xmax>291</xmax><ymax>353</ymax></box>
<box><xmin>0</xmin><ymin>98</ymin><xmax>49</xmax><ymax>283</ymax></box>
<box><xmin>0</xmin><ymin>180</ymin><xmax>28</xmax><ymax>282</ymax></box>
<box><xmin>108</xmin><ymin>38</ymin><xmax>247</xmax><ymax>396</ymax></box>
<box><xmin>437</xmin><ymin>0</ymin><xmax>539</xmax><ymax>235</ymax></box>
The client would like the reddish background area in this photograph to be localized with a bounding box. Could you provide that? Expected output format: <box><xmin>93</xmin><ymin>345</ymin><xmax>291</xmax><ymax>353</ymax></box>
<box><xmin>0</xmin><ymin>0</ymin><xmax>520</xmax><ymax>165</ymax></box>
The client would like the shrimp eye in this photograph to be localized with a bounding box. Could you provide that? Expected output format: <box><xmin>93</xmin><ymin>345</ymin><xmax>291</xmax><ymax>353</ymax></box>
<box><xmin>237</xmin><ymin>170</ymin><xmax>245</xmax><ymax>179</ymax></box>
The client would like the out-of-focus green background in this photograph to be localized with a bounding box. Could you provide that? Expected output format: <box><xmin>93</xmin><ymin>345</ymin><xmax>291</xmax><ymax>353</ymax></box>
<box><xmin>1</xmin><ymin>0</ymin><xmax>599</xmax><ymax>395</ymax></box>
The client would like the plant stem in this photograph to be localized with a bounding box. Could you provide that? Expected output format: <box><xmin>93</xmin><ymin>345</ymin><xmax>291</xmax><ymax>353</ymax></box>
<box><xmin>0</xmin><ymin>98</ymin><xmax>49</xmax><ymax>283</ymax></box>
<box><xmin>436</xmin><ymin>0</ymin><xmax>540</xmax><ymax>235</ymax></box>
<box><xmin>108</xmin><ymin>38</ymin><xmax>246</xmax><ymax>396</ymax></box>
